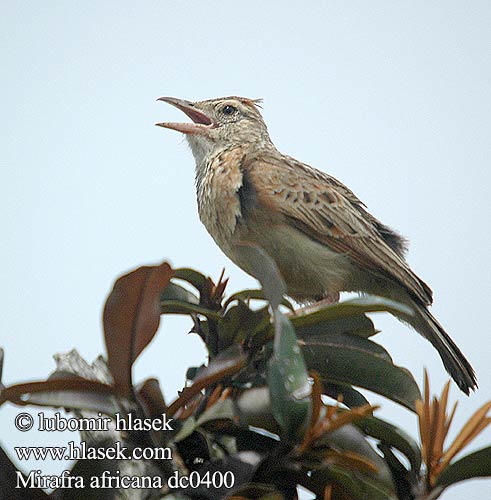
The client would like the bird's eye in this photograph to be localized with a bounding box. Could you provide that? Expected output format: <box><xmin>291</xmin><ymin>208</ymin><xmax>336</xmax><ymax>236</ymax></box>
<box><xmin>221</xmin><ymin>105</ymin><xmax>237</xmax><ymax>116</ymax></box>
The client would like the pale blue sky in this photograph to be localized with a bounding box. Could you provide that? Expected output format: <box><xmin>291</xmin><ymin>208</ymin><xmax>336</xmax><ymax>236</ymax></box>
<box><xmin>1</xmin><ymin>2</ymin><xmax>490</xmax><ymax>498</ymax></box>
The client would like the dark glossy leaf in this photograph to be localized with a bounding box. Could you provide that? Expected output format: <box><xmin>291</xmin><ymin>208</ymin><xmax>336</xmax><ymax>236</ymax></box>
<box><xmin>174</xmin><ymin>267</ymin><xmax>209</xmax><ymax>292</ymax></box>
<box><xmin>162</xmin><ymin>495</ymin><xmax>193</xmax><ymax>500</ymax></box>
<box><xmin>218</xmin><ymin>302</ymin><xmax>270</xmax><ymax>350</ymax></box>
<box><xmin>197</xmin><ymin>398</ymin><xmax>236</xmax><ymax>434</ymax></box>
<box><xmin>103</xmin><ymin>262</ymin><xmax>174</xmax><ymax>395</ymax></box>
<box><xmin>355</xmin><ymin>415</ymin><xmax>422</xmax><ymax>472</ymax></box>
<box><xmin>310</xmin><ymin>464</ymin><xmax>397</xmax><ymax>500</ymax></box>
<box><xmin>0</xmin><ymin>445</ymin><xmax>50</xmax><ymax>499</ymax></box>
<box><xmin>236</xmin><ymin>387</ymin><xmax>279</xmax><ymax>434</ymax></box>
<box><xmin>174</xmin><ymin>416</ymin><xmax>198</xmax><ymax>442</ymax></box>
<box><xmin>179</xmin><ymin>452</ymin><xmax>262</xmax><ymax>499</ymax></box>
<box><xmin>176</xmin><ymin>428</ymin><xmax>212</xmax><ymax>470</ymax></box>
<box><xmin>291</xmin><ymin>296</ymin><xmax>413</xmax><ymax>330</ymax></box>
<box><xmin>160</xmin><ymin>300</ymin><xmax>222</xmax><ymax>320</ymax></box>
<box><xmin>199</xmin><ymin>397</ymin><xmax>235</xmax><ymax>425</ymax></box>
<box><xmin>295</xmin><ymin>314</ymin><xmax>377</xmax><ymax>339</ymax></box>
<box><xmin>268</xmin><ymin>312</ymin><xmax>311</xmax><ymax>440</ymax></box>
<box><xmin>323</xmin><ymin>382</ymin><xmax>370</xmax><ymax>408</ymax></box>
<box><xmin>377</xmin><ymin>444</ymin><xmax>416</xmax><ymax>500</ymax></box>
<box><xmin>186</xmin><ymin>366</ymin><xmax>201</xmax><ymax>381</ymax></box>
<box><xmin>436</xmin><ymin>445</ymin><xmax>491</xmax><ymax>487</ymax></box>
<box><xmin>300</xmin><ymin>331</ymin><xmax>392</xmax><ymax>361</ymax></box>
<box><xmin>161</xmin><ymin>281</ymin><xmax>199</xmax><ymax>304</ymax></box>
<box><xmin>0</xmin><ymin>378</ymin><xmax>117</xmax><ymax>414</ymax></box>
<box><xmin>320</xmin><ymin>424</ymin><xmax>395</xmax><ymax>489</ymax></box>
<box><xmin>235</xmin><ymin>428</ymin><xmax>280</xmax><ymax>454</ymax></box>
<box><xmin>300</xmin><ymin>333</ymin><xmax>421</xmax><ymax>411</ymax></box>
<box><xmin>235</xmin><ymin>244</ymin><xmax>287</xmax><ymax>309</ymax></box>
<box><xmin>225</xmin><ymin>483</ymin><xmax>284</xmax><ymax>499</ymax></box>
<box><xmin>224</xmin><ymin>289</ymin><xmax>294</xmax><ymax>311</ymax></box>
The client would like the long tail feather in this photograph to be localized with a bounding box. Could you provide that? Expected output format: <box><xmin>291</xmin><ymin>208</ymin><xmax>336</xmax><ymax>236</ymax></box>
<box><xmin>408</xmin><ymin>302</ymin><xmax>477</xmax><ymax>395</ymax></box>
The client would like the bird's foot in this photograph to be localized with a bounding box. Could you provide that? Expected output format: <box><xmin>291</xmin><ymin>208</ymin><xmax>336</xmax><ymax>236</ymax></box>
<box><xmin>318</xmin><ymin>291</ymin><xmax>340</xmax><ymax>305</ymax></box>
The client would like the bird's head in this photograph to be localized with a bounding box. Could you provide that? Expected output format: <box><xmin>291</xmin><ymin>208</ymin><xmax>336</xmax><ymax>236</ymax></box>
<box><xmin>156</xmin><ymin>96</ymin><xmax>271</xmax><ymax>163</ymax></box>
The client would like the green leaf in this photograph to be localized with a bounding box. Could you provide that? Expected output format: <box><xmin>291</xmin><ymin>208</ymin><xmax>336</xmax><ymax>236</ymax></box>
<box><xmin>236</xmin><ymin>387</ymin><xmax>279</xmax><ymax>433</ymax></box>
<box><xmin>160</xmin><ymin>281</ymin><xmax>199</xmax><ymax>304</ymax></box>
<box><xmin>304</xmin><ymin>316</ymin><xmax>377</xmax><ymax>340</ymax></box>
<box><xmin>377</xmin><ymin>443</ymin><xmax>416</xmax><ymax>500</ymax></box>
<box><xmin>310</xmin><ymin>464</ymin><xmax>397</xmax><ymax>500</ymax></box>
<box><xmin>174</xmin><ymin>267</ymin><xmax>209</xmax><ymax>292</ymax></box>
<box><xmin>323</xmin><ymin>382</ymin><xmax>371</xmax><ymax>408</ymax></box>
<box><xmin>436</xmin><ymin>446</ymin><xmax>491</xmax><ymax>487</ymax></box>
<box><xmin>300</xmin><ymin>333</ymin><xmax>421</xmax><ymax>411</ymax></box>
<box><xmin>174</xmin><ymin>416</ymin><xmax>198</xmax><ymax>442</ymax></box>
<box><xmin>295</xmin><ymin>314</ymin><xmax>377</xmax><ymax>338</ymax></box>
<box><xmin>317</xmin><ymin>424</ymin><xmax>395</xmax><ymax>489</ymax></box>
<box><xmin>355</xmin><ymin>415</ymin><xmax>422</xmax><ymax>472</ymax></box>
<box><xmin>291</xmin><ymin>296</ymin><xmax>413</xmax><ymax>330</ymax></box>
<box><xmin>267</xmin><ymin>312</ymin><xmax>311</xmax><ymax>440</ymax></box>
<box><xmin>224</xmin><ymin>289</ymin><xmax>294</xmax><ymax>311</ymax></box>
<box><xmin>300</xmin><ymin>331</ymin><xmax>393</xmax><ymax>361</ymax></box>
<box><xmin>197</xmin><ymin>398</ymin><xmax>235</xmax><ymax>424</ymax></box>
<box><xmin>186</xmin><ymin>366</ymin><xmax>201</xmax><ymax>381</ymax></box>
<box><xmin>218</xmin><ymin>302</ymin><xmax>270</xmax><ymax>350</ymax></box>
<box><xmin>235</xmin><ymin>244</ymin><xmax>287</xmax><ymax>309</ymax></box>
<box><xmin>160</xmin><ymin>300</ymin><xmax>222</xmax><ymax>320</ymax></box>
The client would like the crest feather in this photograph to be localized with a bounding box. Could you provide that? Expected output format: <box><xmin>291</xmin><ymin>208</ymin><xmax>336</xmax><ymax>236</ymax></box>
<box><xmin>200</xmin><ymin>96</ymin><xmax>263</xmax><ymax>112</ymax></box>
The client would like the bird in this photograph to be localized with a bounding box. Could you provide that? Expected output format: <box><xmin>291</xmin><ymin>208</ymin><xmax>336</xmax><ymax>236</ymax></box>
<box><xmin>156</xmin><ymin>95</ymin><xmax>477</xmax><ymax>395</ymax></box>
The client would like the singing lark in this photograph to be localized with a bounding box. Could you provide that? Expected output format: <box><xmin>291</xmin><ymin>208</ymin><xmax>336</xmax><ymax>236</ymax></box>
<box><xmin>156</xmin><ymin>96</ymin><xmax>476</xmax><ymax>394</ymax></box>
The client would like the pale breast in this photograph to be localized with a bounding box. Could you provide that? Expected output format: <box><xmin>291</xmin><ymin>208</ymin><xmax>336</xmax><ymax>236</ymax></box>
<box><xmin>194</xmin><ymin>147</ymin><xmax>356</xmax><ymax>301</ymax></box>
<box><xmin>196</xmin><ymin>148</ymin><xmax>246</xmax><ymax>248</ymax></box>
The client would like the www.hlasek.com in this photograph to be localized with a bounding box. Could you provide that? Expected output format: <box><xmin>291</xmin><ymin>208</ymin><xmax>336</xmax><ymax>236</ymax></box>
<box><xmin>15</xmin><ymin>439</ymin><xmax>172</xmax><ymax>462</ymax></box>
<box><xmin>13</xmin><ymin>411</ymin><xmax>235</xmax><ymax>491</ymax></box>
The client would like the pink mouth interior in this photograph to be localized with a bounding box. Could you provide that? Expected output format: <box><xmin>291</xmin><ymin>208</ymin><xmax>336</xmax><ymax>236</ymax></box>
<box><xmin>183</xmin><ymin>108</ymin><xmax>213</xmax><ymax>126</ymax></box>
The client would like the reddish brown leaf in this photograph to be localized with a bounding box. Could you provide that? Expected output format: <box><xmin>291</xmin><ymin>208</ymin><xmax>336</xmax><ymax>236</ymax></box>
<box><xmin>137</xmin><ymin>377</ymin><xmax>167</xmax><ymax>419</ymax></box>
<box><xmin>206</xmin><ymin>384</ymin><xmax>224</xmax><ymax>410</ymax></box>
<box><xmin>440</xmin><ymin>400</ymin><xmax>491</xmax><ymax>470</ymax></box>
<box><xmin>0</xmin><ymin>348</ymin><xmax>4</xmax><ymax>389</ymax></box>
<box><xmin>0</xmin><ymin>378</ymin><xmax>114</xmax><ymax>408</ymax></box>
<box><xmin>103</xmin><ymin>262</ymin><xmax>174</xmax><ymax>395</ymax></box>
<box><xmin>324</xmin><ymin>485</ymin><xmax>333</xmax><ymax>500</ymax></box>
<box><xmin>167</xmin><ymin>358</ymin><xmax>246</xmax><ymax>417</ymax></box>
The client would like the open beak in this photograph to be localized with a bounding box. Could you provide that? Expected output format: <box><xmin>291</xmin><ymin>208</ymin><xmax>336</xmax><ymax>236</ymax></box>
<box><xmin>156</xmin><ymin>97</ymin><xmax>214</xmax><ymax>135</ymax></box>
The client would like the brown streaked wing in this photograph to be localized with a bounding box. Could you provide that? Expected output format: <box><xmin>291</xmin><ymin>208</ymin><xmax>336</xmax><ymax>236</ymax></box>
<box><xmin>244</xmin><ymin>154</ymin><xmax>433</xmax><ymax>305</ymax></box>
